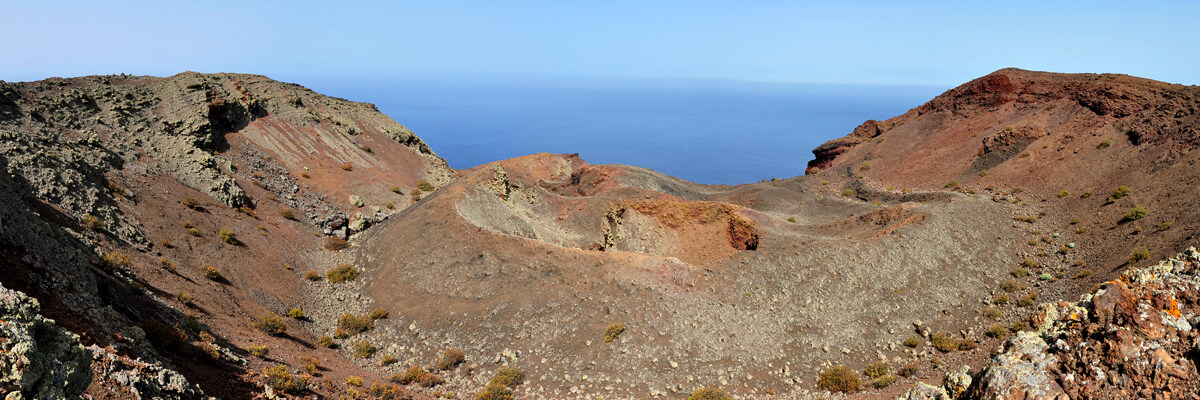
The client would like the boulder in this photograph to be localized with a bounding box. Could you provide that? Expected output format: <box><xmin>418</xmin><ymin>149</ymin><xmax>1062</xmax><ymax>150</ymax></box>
<box><xmin>0</xmin><ymin>285</ymin><xmax>92</xmax><ymax>399</ymax></box>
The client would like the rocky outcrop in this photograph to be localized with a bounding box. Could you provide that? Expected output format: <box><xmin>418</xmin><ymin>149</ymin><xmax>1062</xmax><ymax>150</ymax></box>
<box><xmin>0</xmin><ymin>284</ymin><xmax>92</xmax><ymax>399</ymax></box>
<box><xmin>89</xmin><ymin>345</ymin><xmax>206</xmax><ymax>400</ymax></box>
<box><xmin>969</xmin><ymin>332</ymin><xmax>1066</xmax><ymax>400</ymax></box>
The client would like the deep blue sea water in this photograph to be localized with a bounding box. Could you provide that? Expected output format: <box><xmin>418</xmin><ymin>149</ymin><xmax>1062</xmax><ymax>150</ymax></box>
<box><xmin>310</xmin><ymin>78</ymin><xmax>947</xmax><ymax>185</ymax></box>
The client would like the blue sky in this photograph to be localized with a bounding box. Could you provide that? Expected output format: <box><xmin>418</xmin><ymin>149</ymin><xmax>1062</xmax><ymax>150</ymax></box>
<box><xmin>2</xmin><ymin>1</ymin><xmax>1197</xmax><ymax>86</ymax></box>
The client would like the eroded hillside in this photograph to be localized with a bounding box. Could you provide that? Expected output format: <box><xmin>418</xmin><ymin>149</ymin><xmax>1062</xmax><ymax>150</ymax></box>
<box><xmin>0</xmin><ymin>69</ymin><xmax>1197</xmax><ymax>400</ymax></box>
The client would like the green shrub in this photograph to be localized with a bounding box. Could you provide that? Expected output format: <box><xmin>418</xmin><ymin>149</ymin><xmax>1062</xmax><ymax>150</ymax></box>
<box><xmin>203</xmin><ymin>265</ymin><xmax>222</xmax><ymax>280</ymax></box>
<box><xmin>99</xmin><ymin>252</ymin><xmax>131</xmax><ymax>272</ymax></box>
<box><xmin>873</xmin><ymin>375</ymin><xmax>897</xmax><ymax>389</ymax></box>
<box><xmin>353</xmin><ymin>341</ymin><xmax>377</xmax><ymax>358</ymax></box>
<box><xmin>391</xmin><ymin>186</ymin><xmax>402</xmax><ymax>194</ymax></box>
<box><xmin>338</xmin><ymin>313</ymin><xmax>374</xmax><ymax>334</ymax></box>
<box><xmin>317</xmin><ymin>335</ymin><xmax>335</xmax><ymax>348</ymax></box>
<box><xmin>817</xmin><ymin>365</ymin><xmax>860</xmax><ymax>393</ymax></box>
<box><xmin>1121</xmin><ymin>205</ymin><xmax>1148</xmax><ymax>222</ymax></box>
<box><xmin>262</xmin><ymin>365</ymin><xmax>308</xmax><ymax>394</ymax></box>
<box><xmin>380</xmin><ymin>354</ymin><xmax>398</xmax><ymax>366</ymax></box>
<box><xmin>944</xmin><ymin>180</ymin><xmax>959</xmax><ymax>189</ymax></box>
<box><xmin>930</xmin><ymin>333</ymin><xmax>960</xmax><ymax>352</ymax></box>
<box><xmin>369</xmin><ymin>307</ymin><xmax>389</xmax><ymax>320</ymax></box>
<box><xmin>1001</xmin><ymin>280</ymin><xmax>1021</xmax><ymax>292</ymax></box>
<box><xmin>863</xmin><ymin>361</ymin><xmax>889</xmax><ymax>379</ymax></box>
<box><xmin>182</xmin><ymin>197</ymin><xmax>201</xmax><ymax>209</ymax></box>
<box><xmin>1010</xmin><ymin>267</ymin><xmax>1029</xmax><ymax>278</ymax></box>
<box><xmin>994</xmin><ymin>294</ymin><xmax>1010</xmax><ymax>305</ymax></box>
<box><xmin>392</xmin><ymin>366</ymin><xmax>442</xmax><ymax>387</ymax></box>
<box><xmin>1018</xmin><ymin>292</ymin><xmax>1038</xmax><ymax>307</ymax></box>
<box><xmin>1081</xmin><ymin>190</ymin><xmax>1093</xmax><ymax>198</ymax></box>
<box><xmin>287</xmin><ymin>308</ymin><xmax>304</xmax><ymax>319</ymax></box>
<box><xmin>1129</xmin><ymin>248</ymin><xmax>1150</xmax><ymax>263</ymax></box>
<box><xmin>687</xmin><ymin>387</ymin><xmax>732</xmax><ymax>400</ymax></box>
<box><xmin>603</xmin><ymin>322</ymin><xmax>626</xmax><ymax>343</ymax></box>
<box><xmin>1096</xmin><ymin>139</ymin><xmax>1112</xmax><ymax>149</ymax></box>
<box><xmin>345</xmin><ymin>375</ymin><xmax>364</xmax><ymax>387</ymax></box>
<box><xmin>247</xmin><ymin>344</ymin><xmax>269</xmax><ymax>358</ymax></box>
<box><xmin>176</xmin><ymin>292</ymin><xmax>193</xmax><ymax>306</ymax></box>
<box><xmin>82</xmin><ymin>214</ymin><xmax>105</xmax><ymax>230</ymax></box>
<box><xmin>219</xmin><ymin>229</ymin><xmax>239</xmax><ymax>245</ymax></box>
<box><xmin>476</xmin><ymin>383</ymin><xmax>514</xmax><ymax>400</ymax></box>
<box><xmin>986</xmin><ymin>324</ymin><xmax>1007</xmax><ymax>339</ymax></box>
<box><xmin>489</xmin><ymin>367</ymin><xmax>525</xmax><ymax>388</ymax></box>
<box><xmin>903</xmin><ymin>337</ymin><xmax>921</xmax><ymax>348</ymax></box>
<box><xmin>300</xmin><ymin>356</ymin><xmax>319</xmax><ymax>374</ymax></box>
<box><xmin>326</xmin><ymin>264</ymin><xmax>359</xmax><ymax>283</ymax></box>
<box><xmin>1057</xmin><ymin>190</ymin><xmax>1069</xmax><ymax>198</ymax></box>
<box><xmin>255</xmin><ymin>314</ymin><xmax>287</xmax><ymax>336</ymax></box>
<box><xmin>436</xmin><ymin>348</ymin><xmax>466</xmax><ymax>370</ymax></box>
<box><xmin>984</xmin><ymin>307</ymin><xmax>1003</xmax><ymax>320</ymax></box>
<box><xmin>417</xmin><ymin>180</ymin><xmax>436</xmax><ymax>192</ymax></box>
<box><xmin>1107</xmin><ymin>186</ymin><xmax>1131</xmax><ymax>203</ymax></box>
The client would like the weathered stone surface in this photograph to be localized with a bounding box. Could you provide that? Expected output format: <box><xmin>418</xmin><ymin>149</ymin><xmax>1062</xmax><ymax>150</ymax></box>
<box><xmin>0</xmin><ymin>285</ymin><xmax>91</xmax><ymax>399</ymax></box>
<box><xmin>970</xmin><ymin>332</ymin><xmax>1066</xmax><ymax>400</ymax></box>
<box><xmin>896</xmin><ymin>382</ymin><xmax>951</xmax><ymax>400</ymax></box>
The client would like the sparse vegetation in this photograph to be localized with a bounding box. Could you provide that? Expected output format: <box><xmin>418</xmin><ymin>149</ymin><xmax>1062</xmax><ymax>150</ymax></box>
<box><xmin>1160</xmin><ymin>221</ymin><xmax>1173</xmax><ymax>231</ymax></box>
<box><xmin>787</xmin><ymin>217</ymin><xmax>796</xmax><ymax>223</ymax></box>
<box><xmin>280</xmin><ymin>209</ymin><xmax>295</xmax><ymax>220</ymax></box>
<box><xmin>98</xmin><ymin>252</ymin><xmax>131</xmax><ymax>272</ymax></box>
<box><xmin>203</xmin><ymin>265</ymin><xmax>222</xmax><ymax>280</ymax></box>
<box><xmin>393</xmin><ymin>366</ymin><xmax>443</xmax><ymax>387</ymax></box>
<box><xmin>323</xmin><ymin>236</ymin><xmax>349</xmax><ymax>251</ymax></box>
<box><xmin>1058</xmin><ymin>190</ymin><xmax>1069</xmax><ymax>198</ymax></box>
<box><xmin>176</xmin><ymin>292</ymin><xmax>193</xmax><ymax>306</ymax></box>
<box><xmin>873</xmin><ymin>375</ymin><xmax>896</xmax><ymax>389</ymax></box>
<box><xmin>687</xmin><ymin>387</ymin><xmax>732</xmax><ymax>400</ymax></box>
<box><xmin>931</xmin><ymin>333</ymin><xmax>962</xmax><ymax>352</ymax></box>
<box><xmin>897</xmin><ymin>364</ymin><xmax>918</xmax><ymax>378</ymax></box>
<box><xmin>603</xmin><ymin>322</ymin><xmax>626</xmax><ymax>343</ymax></box>
<box><xmin>219</xmin><ymin>229</ymin><xmax>239</xmax><ymax>245</ymax></box>
<box><xmin>182</xmin><ymin>197</ymin><xmax>201</xmax><ymax>210</ymax></box>
<box><xmin>390</xmin><ymin>186</ymin><xmax>402</xmax><ymax>194</ymax></box>
<box><xmin>1010</xmin><ymin>267</ymin><xmax>1029</xmax><ymax>278</ymax></box>
<box><xmin>327</xmin><ymin>264</ymin><xmax>359</xmax><ymax>283</ymax></box>
<box><xmin>338</xmin><ymin>313</ymin><xmax>374</xmax><ymax>334</ymax></box>
<box><xmin>1129</xmin><ymin>248</ymin><xmax>1150</xmax><ymax>263</ymax></box>
<box><xmin>300</xmin><ymin>356</ymin><xmax>320</xmax><ymax>374</ymax></box>
<box><xmin>345</xmin><ymin>375</ymin><xmax>364</xmax><ymax>387</ymax></box>
<box><xmin>1096</xmin><ymin>139</ymin><xmax>1112</xmax><ymax>149</ymax></box>
<box><xmin>1001</xmin><ymin>280</ymin><xmax>1021</xmax><ymax>292</ymax></box>
<box><xmin>1107</xmin><ymin>185</ymin><xmax>1131</xmax><ymax>204</ymax></box>
<box><xmin>304</xmin><ymin>270</ymin><xmax>321</xmax><ymax>281</ymax></box>
<box><xmin>341</xmin><ymin>162</ymin><xmax>353</xmax><ymax>171</ymax></box>
<box><xmin>262</xmin><ymin>365</ymin><xmax>308</xmax><ymax>394</ymax></box>
<box><xmin>987</xmin><ymin>324</ymin><xmax>1007</xmax><ymax>339</ymax></box>
<box><xmin>82</xmin><ymin>214</ymin><xmax>105</xmax><ymax>230</ymax></box>
<box><xmin>369</xmin><ymin>307</ymin><xmax>389</xmax><ymax>320</ymax></box>
<box><xmin>863</xmin><ymin>361</ymin><xmax>889</xmax><ymax>379</ymax></box>
<box><xmin>903</xmin><ymin>336</ymin><xmax>921</xmax><ymax>348</ymax></box>
<box><xmin>1074</xmin><ymin>268</ymin><xmax>1094</xmax><ymax>279</ymax></box>
<box><xmin>353</xmin><ymin>341</ymin><xmax>377</xmax><ymax>358</ymax></box>
<box><xmin>254</xmin><ymin>314</ymin><xmax>287</xmax><ymax>336</ymax></box>
<box><xmin>247</xmin><ymin>344</ymin><xmax>269</xmax><ymax>358</ymax></box>
<box><xmin>994</xmin><ymin>294</ymin><xmax>1011</xmax><ymax>305</ymax></box>
<box><xmin>359</xmin><ymin>144</ymin><xmax>372</xmax><ymax>153</ymax></box>
<box><xmin>380</xmin><ymin>354</ymin><xmax>398</xmax><ymax>366</ymax></box>
<box><xmin>944</xmin><ymin>180</ymin><xmax>959</xmax><ymax>189</ymax></box>
<box><xmin>1081</xmin><ymin>190</ymin><xmax>1093</xmax><ymax>198</ymax></box>
<box><xmin>436</xmin><ymin>348</ymin><xmax>466</xmax><ymax>370</ymax></box>
<box><xmin>841</xmin><ymin>189</ymin><xmax>855</xmax><ymax>197</ymax></box>
<box><xmin>317</xmin><ymin>335</ymin><xmax>335</xmax><ymax>348</ymax></box>
<box><xmin>1018</xmin><ymin>292</ymin><xmax>1038</xmax><ymax>307</ymax></box>
<box><xmin>1121</xmin><ymin>205</ymin><xmax>1148</xmax><ymax>222</ymax></box>
<box><xmin>1014</xmin><ymin>215</ymin><xmax>1038</xmax><ymax>223</ymax></box>
<box><xmin>417</xmin><ymin>180</ymin><xmax>436</xmax><ymax>192</ymax></box>
<box><xmin>410</xmin><ymin>188</ymin><xmax>422</xmax><ymax>202</ymax></box>
<box><xmin>287</xmin><ymin>308</ymin><xmax>304</xmax><ymax>319</ymax></box>
<box><xmin>817</xmin><ymin>365</ymin><xmax>860</xmax><ymax>393</ymax></box>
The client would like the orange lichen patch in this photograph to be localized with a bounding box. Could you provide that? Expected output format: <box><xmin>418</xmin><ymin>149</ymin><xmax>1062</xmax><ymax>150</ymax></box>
<box><xmin>1165</xmin><ymin>297</ymin><xmax>1181</xmax><ymax>318</ymax></box>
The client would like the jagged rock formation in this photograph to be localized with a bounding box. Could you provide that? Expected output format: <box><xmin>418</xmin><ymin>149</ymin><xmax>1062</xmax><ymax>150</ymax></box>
<box><xmin>0</xmin><ymin>284</ymin><xmax>91</xmax><ymax>399</ymax></box>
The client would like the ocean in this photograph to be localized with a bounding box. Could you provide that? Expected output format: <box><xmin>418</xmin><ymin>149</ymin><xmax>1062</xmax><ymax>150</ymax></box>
<box><xmin>310</xmin><ymin>78</ymin><xmax>947</xmax><ymax>185</ymax></box>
